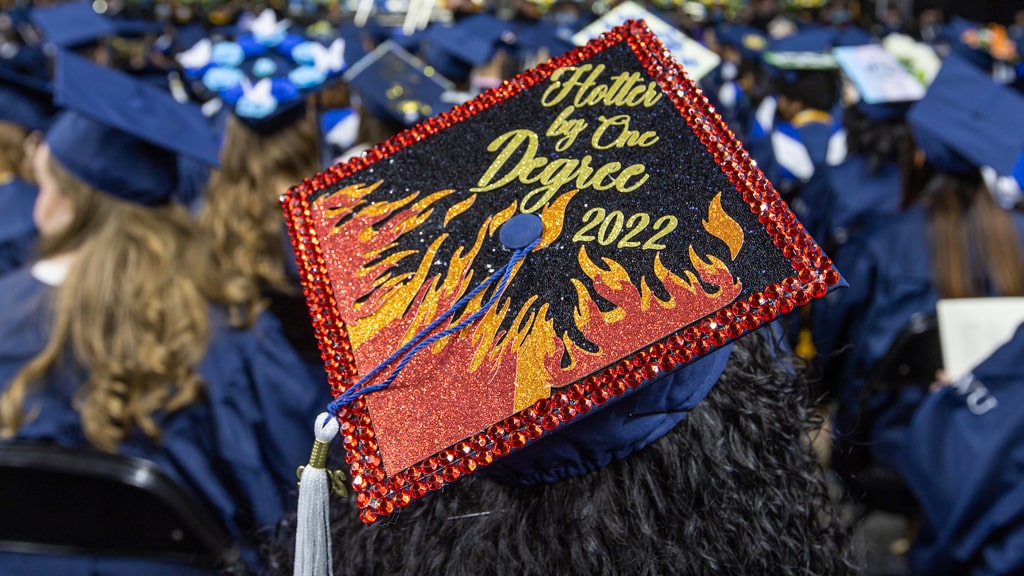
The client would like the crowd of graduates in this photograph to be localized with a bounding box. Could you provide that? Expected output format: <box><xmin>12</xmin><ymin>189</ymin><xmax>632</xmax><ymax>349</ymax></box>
<box><xmin>1</xmin><ymin>0</ymin><xmax>1023</xmax><ymax>574</ymax></box>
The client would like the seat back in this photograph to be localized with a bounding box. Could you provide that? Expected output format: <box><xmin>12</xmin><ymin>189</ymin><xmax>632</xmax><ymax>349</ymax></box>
<box><xmin>842</xmin><ymin>313</ymin><xmax>942</xmax><ymax>516</ymax></box>
<box><xmin>0</xmin><ymin>442</ymin><xmax>237</xmax><ymax>567</ymax></box>
<box><xmin>869</xmin><ymin>312</ymin><xmax>943</xmax><ymax>390</ymax></box>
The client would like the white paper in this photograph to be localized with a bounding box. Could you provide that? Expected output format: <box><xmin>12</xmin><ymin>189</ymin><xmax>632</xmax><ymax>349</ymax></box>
<box><xmin>833</xmin><ymin>44</ymin><xmax>926</xmax><ymax>105</ymax></box>
<box><xmin>936</xmin><ymin>297</ymin><xmax>1024</xmax><ymax>381</ymax></box>
<box><xmin>571</xmin><ymin>2</ymin><xmax>721</xmax><ymax>81</ymax></box>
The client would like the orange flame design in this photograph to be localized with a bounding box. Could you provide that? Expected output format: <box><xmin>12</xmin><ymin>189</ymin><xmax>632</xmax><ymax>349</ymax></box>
<box><xmin>310</xmin><ymin>183</ymin><xmax>745</xmax><ymax>473</ymax></box>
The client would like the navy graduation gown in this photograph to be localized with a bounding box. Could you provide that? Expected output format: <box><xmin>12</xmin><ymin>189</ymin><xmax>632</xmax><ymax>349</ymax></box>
<box><xmin>823</xmin><ymin>156</ymin><xmax>902</xmax><ymax>249</ymax></box>
<box><xmin>0</xmin><ymin>178</ymin><xmax>38</xmax><ymax>277</ymax></box>
<box><xmin>830</xmin><ymin>206</ymin><xmax>1024</xmax><ymax>472</ymax></box>
<box><xmin>896</xmin><ymin>324</ymin><xmax>1024</xmax><ymax>576</ymax></box>
<box><xmin>0</xmin><ymin>267</ymin><xmax>331</xmax><ymax>573</ymax></box>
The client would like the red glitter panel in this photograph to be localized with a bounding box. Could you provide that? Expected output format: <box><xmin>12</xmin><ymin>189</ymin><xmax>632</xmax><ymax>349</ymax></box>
<box><xmin>282</xmin><ymin>20</ymin><xmax>842</xmax><ymax>524</ymax></box>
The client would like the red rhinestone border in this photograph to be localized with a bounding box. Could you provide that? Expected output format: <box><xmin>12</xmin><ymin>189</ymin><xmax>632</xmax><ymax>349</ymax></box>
<box><xmin>281</xmin><ymin>20</ymin><xmax>841</xmax><ymax>525</ymax></box>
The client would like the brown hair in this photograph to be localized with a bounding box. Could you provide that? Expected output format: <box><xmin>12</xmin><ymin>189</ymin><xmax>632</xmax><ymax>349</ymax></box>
<box><xmin>0</xmin><ymin>152</ymin><xmax>243</xmax><ymax>451</ymax></box>
<box><xmin>198</xmin><ymin>113</ymin><xmax>319</xmax><ymax>321</ymax></box>
<box><xmin>0</xmin><ymin>121</ymin><xmax>32</xmax><ymax>181</ymax></box>
<box><xmin>902</xmin><ymin>138</ymin><xmax>1024</xmax><ymax>299</ymax></box>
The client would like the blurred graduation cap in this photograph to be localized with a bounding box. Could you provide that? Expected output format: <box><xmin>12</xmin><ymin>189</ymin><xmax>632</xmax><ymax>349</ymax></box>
<box><xmin>344</xmin><ymin>40</ymin><xmax>454</xmax><ymax>128</ymax></box>
<box><xmin>108</xmin><ymin>16</ymin><xmax>165</xmax><ymax>39</ymax></box>
<box><xmin>0</xmin><ymin>60</ymin><xmax>54</xmax><ymax>133</ymax></box>
<box><xmin>833</xmin><ymin>44</ymin><xmax>924</xmax><ymax>120</ymax></box>
<box><xmin>422</xmin><ymin>13</ymin><xmax>518</xmax><ymax>84</ymax></box>
<box><xmin>29</xmin><ymin>1</ymin><xmax>115</xmax><ymax>49</ymax></box>
<box><xmin>0</xmin><ymin>44</ymin><xmax>54</xmax><ymax>132</ymax></box>
<box><xmin>716</xmin><ymin>24</ymin><xmax>768</xmax><ymax>61</ymax></box>
<box><xmin>46</xmin><ymin>51</ymin><xmax>220</xmax><ymax>205</ymax></box>
<box><xmin>763</xmin><ymin>26</ymin><xmax>838</xmax><ymax>70</ymax></box>
<box><xmin>908</xmin><ymin>52</ymin><xmax>1024</xmax><ymax>177</ymax></box>
<box><xmin>941</xmin><ymin>17</ymin><xmax>1017</xmax><ymax>74</ymax></box>
<box><xmin>180</xmin><ymin>9</ymin><xmax>348</xmax><ymax>133</ymax></box>
<box><xmin>832</xmin><ymin>26</ymin><xmax>872</xmax><ymax>48</ymax></box>
<box><xmin>284</xmin><ymin>20</ymin><xmax>842</xmax><ymax>537</ymax></box>
<box><xmin>571</xmin><ymin>1</ymin><xmax>721</xmax><ymax>81</ymax></box>
<box><xmin>514</xmin><ymin>20</ymin><xmax>576</xmax><ymax>59</ymax></box>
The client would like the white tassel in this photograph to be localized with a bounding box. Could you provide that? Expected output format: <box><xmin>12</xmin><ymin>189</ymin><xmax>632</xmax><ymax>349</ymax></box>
<box><xmin>294</xmin><ymin>412</ymin><xmax>339</xmax><ymax>576</ymax></box>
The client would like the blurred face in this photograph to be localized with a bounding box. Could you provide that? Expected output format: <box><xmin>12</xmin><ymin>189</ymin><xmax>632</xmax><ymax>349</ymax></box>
<box><xmin>32</xmin><ymin>144</ymin><xmax>75</xmax><ymax>237</ymax></box>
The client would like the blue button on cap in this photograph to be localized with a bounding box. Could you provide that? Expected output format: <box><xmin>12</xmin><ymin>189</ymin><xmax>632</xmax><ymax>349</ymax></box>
<box><xmin>499</xmin><ymin>213</ymin><xmax>543</xmax><ymax>249</ymax></box>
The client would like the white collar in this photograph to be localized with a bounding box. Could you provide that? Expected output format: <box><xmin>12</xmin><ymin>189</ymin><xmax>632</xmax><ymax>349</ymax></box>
<box><xmin>31</xmin><ymin>258</ymin><xmax>70</xmax><ymax>287</ymax></box>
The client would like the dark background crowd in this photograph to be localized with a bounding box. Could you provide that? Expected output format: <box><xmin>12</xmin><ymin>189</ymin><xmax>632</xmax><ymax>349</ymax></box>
<box><xmin>1</xmin><ymin>0</ymin><xmax>1023</xmax><ymax>575</ymax></box>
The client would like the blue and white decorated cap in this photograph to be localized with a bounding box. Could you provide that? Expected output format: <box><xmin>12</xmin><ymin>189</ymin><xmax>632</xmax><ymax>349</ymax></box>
<box><xmin>908</xmin><ymin>52</ymin><xmax>1024</xmax><ymax>177</ymax></box>
<box><xmin>30</xmin><ymin>1</ymin><xmax>115</xmax><ymax>49</ymax></box>
<box><xmin>45</xmin><ymin>51</ymin><xmax>220</xmax><ymax>206</ymax></box>
<box><xmin>182</xmin><ymin>8</ymin><xmax>348</xmax><ymax>133</ymax></box>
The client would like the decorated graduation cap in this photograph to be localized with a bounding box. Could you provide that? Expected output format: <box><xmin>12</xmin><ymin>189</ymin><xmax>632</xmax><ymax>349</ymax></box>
<box><xmin>763</xmin><ymin>26</ymin><xmax>838</xmax><ymax>71</ymax></box>
<box><xmin>29</xmin><ymin>1</ymin><xmax>115</xmax><ymax>49</ymax></box>
<box><xmin>179</xmin><ymin>8</ymin><xmax>347</xmax><ymax>133</ymax></box>
<box><xmin>908</xmin><ymin>52</ymin><xmax>1024</xmax><ymax>177</ymax></box>
<box><xmin>943</xmin><ymin>17</ymin><xmax>1020</xmax><ymax>75</ymax></box>
<box><xmin>45</xmin><ymin>51</ymin><xmax>220</xmax><ymax>205</ymax></box>
<box><xmin>343</xmin><ymin>40</ymin><xmax>454</xmax><ymax>128</ymax></box>
<box><xmin>833</xmin><ymin>43</ymin><xmax>924</xmax><ymax>120</ymax></box>
<box><xmin>284</xmin><ymin>20</ymin><xmax>843</xmax><ymax>560</ymax></box>
<box><xmin>572</xmin><ymin>1</ymin><xmax>721</xmax><ymax>81</ymax></box>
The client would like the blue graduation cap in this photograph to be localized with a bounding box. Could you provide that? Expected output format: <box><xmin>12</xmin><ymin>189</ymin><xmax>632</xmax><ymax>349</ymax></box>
<box><xmin>0</xmin><ymin>44</ymin><xmax>54</xmax><ymax>132</ymax></box>
<box><xmin>832</xmin><ymin>26</ymin><xmax>872</xmax><ymax>48</ymax></box>
<box><xmin>184</xmin><ymin>13</ymin><xmax>348</xmax><ymax>134</ymax></box>
<box><xmin>833</xmin><ymin>44</ymin><xmax>924</xmax><ymax>120</ymax></box>
<box><xmin>716</xmin><ymin>25</ymin><xmax>768</xmax><ymax>60</ymax></box>
<box><xmin>763</xmin><ymin>27</ymin><xmax>838</xmax><ymax>71</ymax></box>
<box><xmin>0</xmin><ymin>61</ymin><xmax>54</xmax><ymax>133</ymax></box>
<box><xmin>908</xmin><ymin>53</ymin><xmax>1024</xmax><ymax>177</ymax></box>
<box><xmin>943</xmin><ymin>17</ymin><xmax>995</xmax><ymax>73</ymax></box>
<box><xmin>426</xmin><ymin>13</ymin><xmax>517</xmax><ymax>69</ymax></box>
<box><xmin>108</xmin><ymin>16</ymin><xmax>165</xmax><ymax>39</ymax></box>
<box><xmin>29</xmin><ymin>1</ymin><xmax>115</xmax><ymax>49</ymax></box>
<box><xmin>515</xmin><ymin>20</ymin><xmax>576</xmax><ymax>58</ymax></box>
<box><xmin>344</xmin><ymin>40</ymin><xmax>455</xmax><ymax>128</ymax></box>
<box><xmin>45</xmin><ymin>51</ymin><xmax>220</xmax><ymax>206</ymax></box>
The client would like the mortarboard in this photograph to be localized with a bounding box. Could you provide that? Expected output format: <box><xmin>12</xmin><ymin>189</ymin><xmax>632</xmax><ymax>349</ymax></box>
<box><xmin>0</xmin><ymin>49</ymin><xmax>55</xmax><ymax>132</ymax></box>
<box><xmin>833</xmin><ymin>44</ymin><xmax>924</xmax><ymax>120</ymax></box>
<box><xmin>716</xmin><ymin>24</ymin><xmax>768</xmax><ymax>61</ymax></box>
<box><xmin>424</xmin><ymin>13</ymin><xmax>518</xmax><ymax>69</ymax></box>
<box><xmin>515</xmin><ymin>19</ymin><xmax>577</xmax><ymax>59</ymax></box>
<box><xmin>941</xmin><ymin>17</ymin><xmax>1020</xmax><ymax>75</ymax></box>
<box><xmin>572</xmin><ymin>1</ymin><xmax>721</xmax><ymax>82</ymax></box>
<box><xmin>182</xmin><ymin>9</ymin><xmax>348</xmax><ymax>134</ymax></box>
<box><xmin>108</xmin><ymin>16</ymin><xmax>165</xmax><ymax>39</ymax></box>
<box><xmin>908</xmin><ymin>52</ymin><xmax>1024</xmax><ymax>177</ymax></box>
<box><xmin>45</xmin><ymin>51</ymin><xmax>220</xmax><ymax>206</ymax></box>
<box><xmin>832</xmin><ymin>26</ymin><xmax>872</xmax><ymax>48</ymax></box>
<box><xmin>763</xmin><ymin>26</ymin><xmax>838</xmax><ymax>71</ymax></box>
<box><xmin>284</xmin><ymin>18</ymin><xmax>843</xmax><ymax>544</ymax></box>
<box><xmin>29</xmin><ymin>2</ymin><xmax>115</xmax><ymax>49</ymax></box>
<box><xmin>343</xmin><ymin>40</ymin><xmax>454</xmax><ymax>129</ymax></box>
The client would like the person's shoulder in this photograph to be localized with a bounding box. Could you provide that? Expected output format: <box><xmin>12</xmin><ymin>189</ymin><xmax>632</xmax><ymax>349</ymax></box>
<box><xmin>0</xmin><ymin>179</ymin><xmax>38</xmax><ymax>238</ymax></box>
<box><xmin>0</xmin><ymin>268</ymin><xmax>50</xmax><ymax>367</ymax></box>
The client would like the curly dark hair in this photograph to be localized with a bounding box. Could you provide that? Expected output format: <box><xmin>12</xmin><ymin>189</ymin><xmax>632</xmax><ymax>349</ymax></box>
<box><xmin>843</xmin><ymin>104</ymin><xmax>911</xmax><ymax>176</ymax></box>
<box><xmin>263</xmin><ymin>329</ymin><xmax>855</xmax><ymax>576</ymax></box>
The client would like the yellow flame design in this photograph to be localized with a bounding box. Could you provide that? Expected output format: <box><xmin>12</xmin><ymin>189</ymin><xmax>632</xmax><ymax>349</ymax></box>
<box><xmin>444</xmin><ymin>195</ymin><xmax>476</xmax><ymax>227</ymax></box>
<box><xmin>702</xmin><ymin>192</ymin><xmax>744</xmax><ymax>260</ymax></box>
